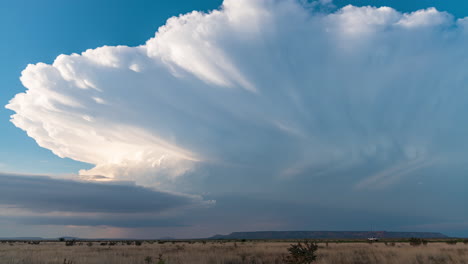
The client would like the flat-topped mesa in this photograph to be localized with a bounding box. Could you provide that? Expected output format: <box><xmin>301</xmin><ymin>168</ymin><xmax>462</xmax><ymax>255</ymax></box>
<box><xmin>208</xmin><ymin>231</ymin><xmax>448</xmax><ymax>240</ymax></box>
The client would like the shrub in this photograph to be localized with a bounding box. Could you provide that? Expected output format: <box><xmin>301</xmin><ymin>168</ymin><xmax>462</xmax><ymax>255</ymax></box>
<box><xmin>283</xmin><ymin>240</ymin><xmax>318</xmax><ymax>264</ymax></box>
<box><xmin>409</xmin><ymin>238</ymin><xmax>427</xmax><ymax>246</ymax></box>
<box><xmin>144</xmin><ymin>256</ymin><xmax>153</xmax><ymax>264</ymax></box>
<box><xmin>446</xmin><ymin>240</ymin><xmax>457</xmax><ymax>245</ymax></box>
<box><xmin>463</xmin><ymin>239</ymin><xmax>468</xmax><ymax>244</ymax></box>
<box><xmin>65</xmin><ymin>240</ymin><xmax>76</xmax><ymax>247</ymax></box>
<box><xmin>157</xmin><ymin>254</ymin><xmax>165</xmax><ymax>264</ymax></box>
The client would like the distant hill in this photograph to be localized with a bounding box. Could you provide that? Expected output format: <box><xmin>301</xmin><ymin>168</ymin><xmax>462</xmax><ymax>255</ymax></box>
<box><xmin>209</xmin><ymin>231</ymin><xmax>448</xmax><ymax>240</ymax></box>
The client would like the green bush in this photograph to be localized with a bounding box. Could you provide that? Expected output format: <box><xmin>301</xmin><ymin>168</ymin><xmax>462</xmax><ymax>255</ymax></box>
<box><xmin>283</xmin><ymin>240</ymin><xmax>318</xmax><ymax>264</ymax></box>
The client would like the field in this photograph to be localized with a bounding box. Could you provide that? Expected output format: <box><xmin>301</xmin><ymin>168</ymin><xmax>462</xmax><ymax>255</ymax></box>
<box><xmin>1</xmin><ymin>240</ymin><xmax>468</xmax><ymax>264</ymax></box>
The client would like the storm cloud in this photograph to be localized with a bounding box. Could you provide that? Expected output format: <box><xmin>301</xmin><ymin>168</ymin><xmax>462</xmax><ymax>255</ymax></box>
<box><xmin>4</xmin><ymin>0</ymin><xmax>468</xmax><ymax>236</ymax></box>
<box><xmin>7</xmin><ymin>0</ymin><xmax>468</xmax><ymax>190</ymax></box>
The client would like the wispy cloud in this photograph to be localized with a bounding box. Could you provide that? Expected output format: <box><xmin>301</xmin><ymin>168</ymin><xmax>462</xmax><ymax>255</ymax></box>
<box><xmin>354</xmin><ymin>158</ymin><xmax>436</xmax><ymax>190</ymax></box>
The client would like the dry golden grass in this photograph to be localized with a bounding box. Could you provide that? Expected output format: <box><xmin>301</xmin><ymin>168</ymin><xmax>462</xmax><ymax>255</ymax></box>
<box><xmin>1</xmin><ymin>240</ymin><xmax>468</xmax><ymax>264</ymax></box>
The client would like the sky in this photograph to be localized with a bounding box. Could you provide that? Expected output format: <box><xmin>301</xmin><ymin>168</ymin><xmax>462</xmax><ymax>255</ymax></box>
<box><xmin>1</xmin><ymin>0</ymin><xmax>468</xmax><ymax>239</ymax></box>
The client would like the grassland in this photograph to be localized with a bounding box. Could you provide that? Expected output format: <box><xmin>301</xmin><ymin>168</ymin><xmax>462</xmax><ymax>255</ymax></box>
<box><xmin>1</xmin><ymin>240</ymin><xmax>468</xmax><ymax>264</ymax></box>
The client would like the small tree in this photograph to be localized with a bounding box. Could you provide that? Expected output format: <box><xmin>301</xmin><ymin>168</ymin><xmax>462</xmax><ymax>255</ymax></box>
<box><xmin>283</xmin><ymin>240</ymin><xmax>318</xmax><ymax>264</ymax></box>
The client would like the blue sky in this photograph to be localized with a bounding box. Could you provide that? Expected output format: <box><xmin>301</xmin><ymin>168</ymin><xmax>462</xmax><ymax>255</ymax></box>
<box><xmin>1</xmin><ymin>0</ymin><xmax>468</xmax><ymax>239</ymax></box>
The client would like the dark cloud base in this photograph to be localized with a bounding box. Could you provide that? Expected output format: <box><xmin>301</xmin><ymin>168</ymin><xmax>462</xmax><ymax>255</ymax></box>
<box><xmin>10</xmin><ymin>216</ymin><xmax>186</xmax><ymax>228</ymax></box>
<box><xmin>0</xmin><ymin>172</ymin><xmax>203</xmax><ymax>214</ymax></box>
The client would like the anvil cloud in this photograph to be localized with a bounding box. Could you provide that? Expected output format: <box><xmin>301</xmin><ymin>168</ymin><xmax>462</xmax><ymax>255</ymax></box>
<box><xmin>6</xmin><ymin>0</ymin><xmax>468</xmax><ymax>195</ymax></box>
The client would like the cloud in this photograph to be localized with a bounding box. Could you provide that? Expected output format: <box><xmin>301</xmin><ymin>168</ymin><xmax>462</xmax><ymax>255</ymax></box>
<box><xmin>5</xmin><ymin>0</ymin><xmax>468</xmax><ymax>193</ymax></box>
<box><xmin>0</xmin><ymin>172</ymin><xmax>211</xmax><ymax>227</ymax></box>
